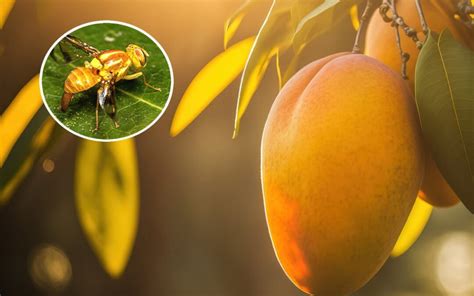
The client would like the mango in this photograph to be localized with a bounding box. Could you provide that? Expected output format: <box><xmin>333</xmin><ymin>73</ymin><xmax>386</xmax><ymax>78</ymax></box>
<box><xmin>364</xmin><ymin>0</ymin><xmax>470</xmax><ymax>207</ymax></box>
<box><xmin>261</xmin><ymin>53</ymin><xmax>424</xmax><ymax>295</ymax></box>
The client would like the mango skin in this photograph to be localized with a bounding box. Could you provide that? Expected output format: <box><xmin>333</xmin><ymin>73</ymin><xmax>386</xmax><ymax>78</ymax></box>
<box><xmin>261</xmin><ymin>54</ymin><xmax>425</xmax><ymax>295</ymax></box>
<box><xmin>364</xmin><ymin>0</ymin><xmax>470</xmax><ymax>207</ymax></box>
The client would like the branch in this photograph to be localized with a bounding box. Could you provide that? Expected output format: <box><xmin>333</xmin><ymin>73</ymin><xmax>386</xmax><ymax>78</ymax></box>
<box><xmin>387</xmin><ymin>0</ymin><xmax>409</xmax><ymax>79</ymax></box>
<box><xmin>352</xmin><ymin>0</ymin><xmax>377</xmax><ymax>53</ymax></box>
<box><xmin>380</xmin><ymin>0</ymin><xmax>423</xmax><ymax>49</ymax></box>
<box><xmin>415</xmin><ymin>0</ymin><xmax>429</xmax><ymax>36</ymax></box>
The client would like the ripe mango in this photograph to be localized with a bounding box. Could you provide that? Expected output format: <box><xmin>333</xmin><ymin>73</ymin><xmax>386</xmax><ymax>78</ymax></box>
<box><xmin>364</xmin><ymin>0</ymin><xmax>470</xmax><ymax>207</ymax></box>
<box><xmin>261</xmin><ymin>54</ymin><xmax>425</xmax><ymax>295</ymax></box>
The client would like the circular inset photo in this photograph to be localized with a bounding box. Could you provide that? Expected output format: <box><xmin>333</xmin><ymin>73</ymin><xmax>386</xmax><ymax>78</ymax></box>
<box><xmin>40</xmin><ymin>20</ymin><xmax>173</xmax><ymax>141</ymax></box>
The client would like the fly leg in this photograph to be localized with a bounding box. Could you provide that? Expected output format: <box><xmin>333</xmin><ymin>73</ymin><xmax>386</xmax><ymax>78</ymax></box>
<box><xmin>110</xmin><ymin>81</ymin><xmax>119</xmax><ymax>128</ymax></box>
<box><xmin>94</xmin><ymin>95</ymin><xmax>99</xmax><ymax>132</ymax></box>
<box><xmin>123</xmin><ymin>72</ymin><xmax>161</xmax><ymax>92</ymax></box>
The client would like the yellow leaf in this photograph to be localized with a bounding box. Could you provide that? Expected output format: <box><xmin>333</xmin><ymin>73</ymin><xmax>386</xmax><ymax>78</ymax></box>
<box><xmin>282</xmin><ymin>49</ymin><xmax>301</xmax><ymax>85</ymax></box>
<box><xmin>0</xmin><ymin>0</ymin><xmax>15</xmax><ymax>29</ymax></box>
<box><xmin>224</xmin><ymin>0</ymin><xmax>259</xmax><ymax>49</ymax></box>
<box><xmin>170</xmin><ymin>36</ymin><xmax>255</xmax><ymax>137</ymax></box>
<box><xmin>75</xmin><ymin>139</ymin><xmax>139</xmax><ymax>278</ymax></box>
<box><xmin>350</xmin><ymin>4</ymin><xmax>360</xmax><ymax>31</ymax></box>
<box><xmin>0</xmin><ymin>75</ymin><xmax>43</xmax><ymax>167</ymax></box>
<box><xmin>234</xmin><ymin>1</ymin><xmax>293</xmax><ymax>137</ymax></box>
<box><xmin>275</xmin><ymin>49</ymin><xmax>282</xmax><ymax>89</ymax></box>
<box><xmin>391</xmin><ymin>197</ymin><xmax>433</xmax><ymax>257</ymax></box>
<box><xmin>0</xmin><ymin>117</ymin><xmax>56</xmax><ymax>205</ymax></box>
<box><xmin>293</xmin><ymin>0</ymin><xmax>359</xmax><ymax>52</ymax></box>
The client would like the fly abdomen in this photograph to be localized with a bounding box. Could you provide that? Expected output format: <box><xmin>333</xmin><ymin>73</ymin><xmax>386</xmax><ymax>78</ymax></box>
<box><xmin>64</xmin><ymin>67</ymin><xmax>101</xmax><ymax>94</ymax></box>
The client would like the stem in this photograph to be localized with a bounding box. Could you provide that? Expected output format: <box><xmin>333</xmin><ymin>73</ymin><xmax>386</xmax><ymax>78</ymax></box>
<box><xmin>379</xmin><ymin>1</ymin><xmax>423</xmax><ymax>49</ymax></box>
<box><xmin>389</xmin><ymin>0</ymin><xmax>410</xmax><ymax>80</ymax></box>
<box><xmin>352</xmin><ymin>0</ymin><xmax>376</xmax><ymax>53</ymax></box>
<box><xmin>415</xmin><ymin>0</ymin><xmax>429</xmax><ymax>36</ymax></box>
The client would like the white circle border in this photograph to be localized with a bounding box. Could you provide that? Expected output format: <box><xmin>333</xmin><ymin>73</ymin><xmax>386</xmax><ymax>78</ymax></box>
<box><xmin>39</xmin><ymin>20</ymin><xmax>174</xmax><ymax>142</ymax></box>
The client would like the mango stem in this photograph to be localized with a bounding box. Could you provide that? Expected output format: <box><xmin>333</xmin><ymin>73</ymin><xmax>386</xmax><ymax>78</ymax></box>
<box><xmin>352</xmin><ymin>0</ymin><xmax>377</xmax><ymax>54</ymax></box>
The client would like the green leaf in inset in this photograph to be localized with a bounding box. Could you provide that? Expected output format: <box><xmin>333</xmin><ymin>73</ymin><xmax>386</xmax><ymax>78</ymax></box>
<box><xmin>75</xmin><ymin>139</ymin><xmax>139</xmax><ymax>277</ymax></box>
<box><xmin>42</xmin><ymin>23</ymin><xmax>172</xmax><ymax>140</ymax></box>
<box><xmin>415</xmin><ymin>30</ymin><xmax>474</xmax><ymax>213</ymax></box>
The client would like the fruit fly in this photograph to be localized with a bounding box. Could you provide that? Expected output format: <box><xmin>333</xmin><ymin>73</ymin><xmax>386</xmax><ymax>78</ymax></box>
<box><xmin>57</xmin><ymin>35</ymin><xmax>160</xmax><ymax>130</ymax></box>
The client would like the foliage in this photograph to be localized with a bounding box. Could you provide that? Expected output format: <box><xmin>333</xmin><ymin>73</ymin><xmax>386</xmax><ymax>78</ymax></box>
<box><xmin>415</xmin><ymin>30</ymin><xmax>474</xmax><ymax>213</ymax></box>
<box><xmin>42</xmin><ymin>23</ymin><xmax>171</xmax><ymax>140</ymax></box>
<box><xmin>171</xmin><ymin>37</ymin><xmax>255</xmax><ymax>136</ymax></box>
<box><xmin>0</xmin><ymin>76</ymin><xmax>60</xmax><ymax>205</ymax></box>
<box><xmin>391</xmin><ymin>197</ymin><xmax>432</xmax><ymax>257</ymax></box>
<box><xmin>75</xmin><ymin>139</ymin><xmax>139</xmax><ymax>277</ymax></box>
<box><xmin>0</xmin><ymin>0</ymin><xmax>15</xmax><ymax>29</ymax></box>
<box><xmin>171</xmin><ymin>0</ymin><xmax>362</xmax><ymax>137</ymax></box>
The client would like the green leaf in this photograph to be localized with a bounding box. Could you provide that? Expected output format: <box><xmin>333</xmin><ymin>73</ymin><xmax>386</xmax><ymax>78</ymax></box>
<box><xmin>42</xmin><ymin>23</ymin><xmax>172</xmax><ymax>140</ymax></box>
<box><xmin>233</xmin><ymin>0</ymin><xmax>293</xmax><ymax>137</ymax></box>
<box><xmin>293</xmin><ymin>0</ymin><xmax>361</xmax><ymax>53</ymax></box>
<box><xmin>75</xmin><ymin>139</ymin><xmax>139</xmax><ymax>277</ymax></box>
<box><xmin>415</xmin><ymin>30</ymin><xmax>474</xmax><ymax>213</ymax></box>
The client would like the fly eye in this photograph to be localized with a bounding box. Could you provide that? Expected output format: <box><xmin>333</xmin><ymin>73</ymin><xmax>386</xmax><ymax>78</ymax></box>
<box><xmin>134</xmin><ymin>48</ymin><xmax>147</xmax><ymax>66</ymax></box>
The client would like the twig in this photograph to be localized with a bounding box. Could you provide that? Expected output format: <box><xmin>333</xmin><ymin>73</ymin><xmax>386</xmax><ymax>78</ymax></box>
<box><xmin>379</xmin><ymin>1</ymin><xmax>423</xmax><ymax>49</ymax></box>
<box><xmin>415</xmin><ymin>0</ymin><xmax>429</xmax><ymax>36</ymax></box>
<box><xmin>352</xmin><ymin>0</ymin><xmax>377</xmax><ymax>53</ymax></box>
<box><xmin>389</xmin><ymin>0</ymin><xmax>410</xmax><ymax>80</ymax></box>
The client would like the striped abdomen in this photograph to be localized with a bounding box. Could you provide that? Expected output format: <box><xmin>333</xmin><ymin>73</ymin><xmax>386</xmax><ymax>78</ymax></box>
<box><xmin>64</xmin><ymin>67</ymin><xmax>101</xmax><ymax>94</ymax></box>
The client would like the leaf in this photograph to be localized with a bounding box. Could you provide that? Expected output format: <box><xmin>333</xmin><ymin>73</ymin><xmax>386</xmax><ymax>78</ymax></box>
<box><xmin>0</xmin><ymin>113</ymin><xmax>58</xmax><ymax>205</ymax></box>
<box><xmin>0</xmin><ymin>0</ymin><xmax>15</xmax><ymax>29</ymax></box>
<box><xmin>0</xmin><ymin>75</ymin><xmax>60</xmax><ymax>206</ymax></box>
<box><xmin>275</xmin><ymin>49</ymin><xmax>283</xmax><ymax>89</ymax></box>
<box><xmin>415</xmin><ymin>30</ymin><xmax>474</xmax><ymax>213</ymax></box>
<box><xmin>75</xmin><ymin>139</ymin><xmax>139</xmax><ymax>277</ymax></box>
<box><xmin>233</xmin><ymin>0</ymin><xmax>293</xmax><ymax>137</ymax></box>
<box><xmin>0</xmin><ymin>75</ymin><xmax>43</xmax><ymax>166</ymax></box>
<box><xmin>293</xmin><ymin>0</ymin><xmax>361</xmax><ymax>52</ymax></box>
<box><xmin>282</xmin><ymin>50</ymin><xmax>301</xmax><ymax>85</ymax></box>
<box><xmin>391</xmin><ymin>197</ymin><xmax>432</xmax><ymax>257</ymax></box>
<box><xmin>170</xmin><ymin>36</ymin><xmax>255</xmax><ymax>137</ymax></box>
<box><xmin>224</xmin><ymin>0</ymin><xmax>260</xmax><ymax>49</ymax></box>
<box><xmin>42</xmin><ymin>23</ymin><xmax>172</xmax><ymax>140</ymax></box>
<box><xmin>349</xmin><ymin>4</ymin><xmax>359</xmax><ymax>31</ymax></box>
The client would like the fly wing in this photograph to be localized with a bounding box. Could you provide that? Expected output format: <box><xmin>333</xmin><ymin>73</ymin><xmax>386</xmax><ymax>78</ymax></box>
<box><xmin>51</xmin><ymin>35</ymin><xmax>100</xmax><ymax>64</ymax></box>
<box><xmin>97</xmin><ymin>80</ymin><xmax>118</xmax><ymax>122</ymax></box>
<box><xmin>63</xmin><ymin>35</ymin><xmax>100</xmax><ymax>56</ymax></box>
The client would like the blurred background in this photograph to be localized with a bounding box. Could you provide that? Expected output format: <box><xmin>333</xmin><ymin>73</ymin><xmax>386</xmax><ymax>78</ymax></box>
<box><xmin>0</xmin><ymin>0</ymin><xmax>473</xmax><ymax>295</ymax></box>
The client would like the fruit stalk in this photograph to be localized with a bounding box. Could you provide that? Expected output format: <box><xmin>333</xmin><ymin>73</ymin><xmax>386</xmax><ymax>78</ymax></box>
<box><xmin>389</xmin><ymin>0</ymin><xmax>410</xmax><ymax>79</ymax></box>
<box><xmin>379</xmin><ymin>0</ymin><xmax>425</xmax><ymax>79</ymax></box>
<box><xmin>352</xmin><ymin>0</ymin><xmax>377</xmax><ymax>53</ymax></box>
<box><xmin>415</xmin><ymin>0</ymin><xmax>429</xmax><ymax>36</ymax></box>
